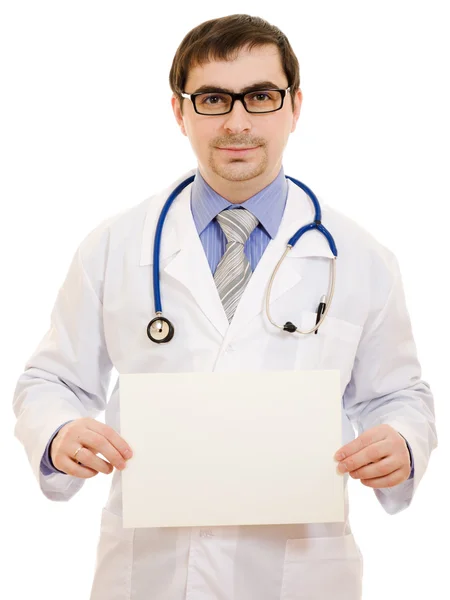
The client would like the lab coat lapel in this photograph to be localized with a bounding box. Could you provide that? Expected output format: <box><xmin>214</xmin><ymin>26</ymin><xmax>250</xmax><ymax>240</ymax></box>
<box><xmin>140</xmin><ymin>178</ymin><xmax>229</xmax><ymax>338</ymax></box>
<box><xmin>225</xmin><ymin>179</ymin><xmax>335</xmax><ymax>340</ymax></box>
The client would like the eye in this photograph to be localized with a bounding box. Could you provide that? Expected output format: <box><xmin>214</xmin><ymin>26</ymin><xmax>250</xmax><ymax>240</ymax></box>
<box><xmin>250</xmin><ymin>92</ymin><xmax>272</xmax><ymax>102</ymax></box>
<box><xmin>199</xmin><ymin>93</ymin><xmax>228</xmax><ymax>105</ymax></box>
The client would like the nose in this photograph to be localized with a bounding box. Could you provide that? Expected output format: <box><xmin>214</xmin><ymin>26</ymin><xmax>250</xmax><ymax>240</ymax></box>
<box><xmin>222</xmin><ymin>98</ymin><xmax>252</xmax><ymax>134</ymax></box>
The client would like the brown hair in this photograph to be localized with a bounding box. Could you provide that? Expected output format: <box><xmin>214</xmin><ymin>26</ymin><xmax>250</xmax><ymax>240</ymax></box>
<box><xmin>169</xmin><ymin>14</ymin><xmax>300</xmax><ymax>111</ymax></box>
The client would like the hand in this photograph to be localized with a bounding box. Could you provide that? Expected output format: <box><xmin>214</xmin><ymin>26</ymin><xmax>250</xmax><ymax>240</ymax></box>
<box><xmin>50</xmin><ymin>418</ymin><xmax>133</xmax><ymax>479</ymax></box>
<box><xmin>334</xmin><ymin>424</ymin><xmax>411</xmax><ymax>489</ymax></box>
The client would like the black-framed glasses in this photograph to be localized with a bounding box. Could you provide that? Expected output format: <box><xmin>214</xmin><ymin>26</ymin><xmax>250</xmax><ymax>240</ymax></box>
<box><xmin>181</xmin><ymin>87</ymin><xmax>291</xmax><ymax>115</ymax></box>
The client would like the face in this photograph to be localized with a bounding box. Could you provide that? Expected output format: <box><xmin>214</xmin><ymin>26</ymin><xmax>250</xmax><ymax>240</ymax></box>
<box><xmin>172</xmin><ymin>44</ymin><xmax>302</xmax><ymax>200</ymax></box>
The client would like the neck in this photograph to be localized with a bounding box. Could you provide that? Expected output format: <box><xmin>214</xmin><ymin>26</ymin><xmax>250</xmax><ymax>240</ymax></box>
<box><xmin>198</xmin><ymin>163</ymin><xmax>283</xmax><ymax>204</ymax></box>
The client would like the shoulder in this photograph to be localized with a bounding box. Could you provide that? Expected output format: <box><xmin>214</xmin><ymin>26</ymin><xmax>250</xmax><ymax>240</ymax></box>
<box><xmin>321</xmin><ymin>202</ymin><xmax>399</xmax><ymax>272</ymax></box>
<box><xmin>76</xmin><ymin>170</ymin><xmax>196</xmax><ymax>265</ymax></box>
<box><xmin>73</xmin><ymin>197</ymin><xmax>150</xmax><ymax>272</ymax></box>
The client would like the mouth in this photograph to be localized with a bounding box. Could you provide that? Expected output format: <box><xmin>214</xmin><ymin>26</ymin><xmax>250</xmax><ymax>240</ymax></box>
<box><xmin>216</xmin><ymin>146</ymin><xmax>259</xmax><ymax>154</ymax></box>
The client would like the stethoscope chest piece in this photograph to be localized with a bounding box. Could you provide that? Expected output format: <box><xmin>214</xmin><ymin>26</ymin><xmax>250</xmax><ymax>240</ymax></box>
<box><xmin>147</xmin><ymin>315</ymin><xmax>174</xmax><ymax>344</ymax></box>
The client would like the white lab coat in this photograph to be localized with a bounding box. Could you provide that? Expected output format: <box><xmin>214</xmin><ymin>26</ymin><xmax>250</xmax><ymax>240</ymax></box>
<box><xmin>13</xmin><ymin>169</ymin><xmax>436</xmax><ymax>600</ymax></box>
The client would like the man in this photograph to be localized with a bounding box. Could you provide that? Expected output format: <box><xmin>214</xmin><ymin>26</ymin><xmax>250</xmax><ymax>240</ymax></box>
<box><xmin>13</xmin><ymin>14</ymin><xmax>436</xmax><ymax>600</ymax></box>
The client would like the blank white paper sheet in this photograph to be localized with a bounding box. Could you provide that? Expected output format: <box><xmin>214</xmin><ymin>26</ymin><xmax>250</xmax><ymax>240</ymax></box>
<box><xmin>119</xmin><ymin>369</ymin><xmax>344</xmax><ymax>528</ymax></box>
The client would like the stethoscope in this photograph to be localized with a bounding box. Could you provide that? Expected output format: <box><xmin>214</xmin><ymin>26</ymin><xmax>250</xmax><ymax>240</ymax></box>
<box><xmin>147</xmin><ymin>174</ymin><xmax>337</xmax><ymax>343</ymax></box>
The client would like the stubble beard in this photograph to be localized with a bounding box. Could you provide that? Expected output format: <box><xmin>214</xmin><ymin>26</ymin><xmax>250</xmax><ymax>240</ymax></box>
<box><xmin>208</xmin><ymin>145</ymin><xmax>269</xmax><ymax>182</ymax></box>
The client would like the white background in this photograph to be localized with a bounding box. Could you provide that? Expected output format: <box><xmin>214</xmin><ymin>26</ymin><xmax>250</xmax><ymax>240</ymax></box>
<box><xmin>1</xmin><ymin>1</ymin><xmax>448</xmax><ymax>598</ymax></box>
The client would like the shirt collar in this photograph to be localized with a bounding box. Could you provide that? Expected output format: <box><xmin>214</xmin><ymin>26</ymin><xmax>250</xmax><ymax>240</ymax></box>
<box><xmin>190</xmin><ymin>167</ymin><xmax>288</xmax><ymax>239</ymax></box>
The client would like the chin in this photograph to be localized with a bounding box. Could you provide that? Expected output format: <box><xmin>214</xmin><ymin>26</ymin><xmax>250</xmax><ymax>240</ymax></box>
<box><xmin>212</xmin><ymin>160</ymin><xmax>268</xmax><ymax>183</ymax></box>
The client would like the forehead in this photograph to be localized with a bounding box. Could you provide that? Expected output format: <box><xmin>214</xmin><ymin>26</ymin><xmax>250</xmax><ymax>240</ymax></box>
<box><xmin>185</xmin><ymin>44</ymin><xmax>287</xmax><ymax>92</ymax></box>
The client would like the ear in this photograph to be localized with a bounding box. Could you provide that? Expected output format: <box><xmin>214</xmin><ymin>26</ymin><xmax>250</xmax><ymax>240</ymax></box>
<box><xmin>171</xmin><ymin>95</ymin><xmax>187</xmax><ymax>137</ymax></box>
<box><xmin>290</xmin><ymin>89</ymin><xmax>303</xmax><ymax>133</ymax></box>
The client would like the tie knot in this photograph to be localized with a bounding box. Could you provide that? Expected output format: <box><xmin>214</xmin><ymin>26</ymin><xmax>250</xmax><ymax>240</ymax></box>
<box><xmin>216</xmin><ymin>208</ymin><xmax>259</xmax><ymax>245</ymax></box>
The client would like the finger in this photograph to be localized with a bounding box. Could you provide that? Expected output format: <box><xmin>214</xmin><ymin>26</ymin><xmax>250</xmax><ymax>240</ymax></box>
<box><xmin>348</xmin><ymin>455</ymin><xmax>401</xmax><ymax>480</ymax></box>
<box><xmin>85</xmin><ymin>421</ymin><xmax>133</xmax><ymax>460</ymax></box>
<box><xmin>360</xmin><ymin>467</ymin><xmax>409</xmax><ymax>489</ymax></box>
<box><xmin>70</xmin><ymin>444</ymin><xmax>114</xmax><ymax>475</ymax></box>
<box><xmin>78</xmin><ymin>429</ymin><xmax>128</xmax><ymax>471</ymax></box>
<box><xmin>337</xmin><ymin>439</ymin><xmax>391</xmax><ymax>473</ymax></box>
<box><xmin>56</xmin><ymin>455</ymin><xmax>100</xmax><ymax>479</ymax></box>
<box><xmin>334</xmin><ymin>426</ymin><xmax>389</xmax><ymax>461</ymax></box>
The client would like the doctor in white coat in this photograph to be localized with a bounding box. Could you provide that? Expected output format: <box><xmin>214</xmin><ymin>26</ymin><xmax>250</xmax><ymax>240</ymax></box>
<box><xmin>13</xmin><ymin>13</ymin><xmax>436</xmax><ymax>600</ymax></box>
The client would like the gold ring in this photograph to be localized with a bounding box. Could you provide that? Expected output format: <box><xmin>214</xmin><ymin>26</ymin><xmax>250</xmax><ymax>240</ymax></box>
<box><xmin>73</xmin><ymin>445</ymin><xmax>84</xmax><ymax>464</ymax></box>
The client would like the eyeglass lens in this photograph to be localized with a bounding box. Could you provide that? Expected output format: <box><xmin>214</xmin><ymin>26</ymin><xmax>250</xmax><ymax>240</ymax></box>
<box><xmin>194</xmin><ymin>90</ymin><xmax>284</xmax><ymax>114</ymax></box>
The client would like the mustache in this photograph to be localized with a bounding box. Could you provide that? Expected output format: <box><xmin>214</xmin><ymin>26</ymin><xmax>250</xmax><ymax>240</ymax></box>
<box><xmin>212</xmin><ymin>136</ymin><xmax>266</xmax><ymax>148</ymax></box>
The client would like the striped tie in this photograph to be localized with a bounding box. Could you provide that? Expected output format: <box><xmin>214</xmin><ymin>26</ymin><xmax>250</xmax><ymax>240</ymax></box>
<box><xmin>214</xmin><ymin>208</ymin><xmax>259</xmax><ymax>322</ymax></box>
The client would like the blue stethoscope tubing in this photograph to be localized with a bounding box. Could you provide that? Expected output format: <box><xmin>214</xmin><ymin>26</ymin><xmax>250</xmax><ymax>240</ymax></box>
<box><xmin>147</xmin><ymin>174</ymin><xmax>337</xmax><ymax>343</ymax></box>
<box><xmin>153</xmin><ymin>174</ymin><xmax>196</xmax><ymax>314</ymax></box>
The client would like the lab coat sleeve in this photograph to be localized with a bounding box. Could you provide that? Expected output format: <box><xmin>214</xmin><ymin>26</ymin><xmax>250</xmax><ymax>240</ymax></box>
<box><xmin>12</xmin><ymin>232</ymin><xmax>113</xmax><ymax>502</ymax></box>
<box><xmin>342</xmin><ymin>251</ymin><xmax>437</xmax><ymax>515</ymax></box>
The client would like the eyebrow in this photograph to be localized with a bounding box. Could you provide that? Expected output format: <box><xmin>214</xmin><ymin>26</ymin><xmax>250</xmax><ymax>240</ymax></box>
<box><xmin>191</xmin><ymin>81</ymin><xmax>284</xmax><ymax>95</ymax></box>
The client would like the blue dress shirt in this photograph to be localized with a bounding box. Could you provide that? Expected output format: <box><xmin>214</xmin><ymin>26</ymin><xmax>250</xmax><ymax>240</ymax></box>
<box><xmin>190</xmin><ymin>166</ymin><xmax>288</xmax><ymax>273</ymax></box>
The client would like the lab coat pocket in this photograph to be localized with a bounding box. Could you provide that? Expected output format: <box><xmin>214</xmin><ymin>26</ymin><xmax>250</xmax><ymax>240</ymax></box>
<box><xmin>297</xmin><ymin>311</ymin><xmax>363</xmax><ymax>389</ymax></box>
<box><xmin>280</xmin><ymin>534</ymin><xmax>363</xmax><ymax>600</ymax></box>
<box><xmin>89</xmin><ymin>508</ymin><xmax>134</xmax><ymax>600</ymax></box>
